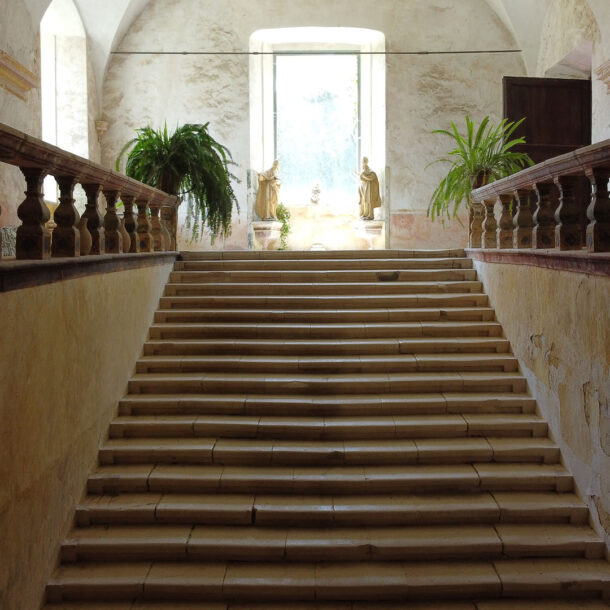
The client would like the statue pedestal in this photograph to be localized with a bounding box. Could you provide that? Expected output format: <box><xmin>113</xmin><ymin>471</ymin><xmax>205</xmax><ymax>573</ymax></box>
<box><xmin>353</xmin><ymin>219</ymin><xmax>384</xmax><ymax>250</ymax></box>
<box><xmin>252</xmin><ymin>220</ymin><xmax>282</xmax><ymax>250</ymax></box>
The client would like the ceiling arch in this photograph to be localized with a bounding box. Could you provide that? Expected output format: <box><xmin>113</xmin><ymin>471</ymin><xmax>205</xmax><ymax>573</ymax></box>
<box><xmin>24</xmin><ymin>0</ymin><xmax>606</xmax><ymax>109</ymax></box>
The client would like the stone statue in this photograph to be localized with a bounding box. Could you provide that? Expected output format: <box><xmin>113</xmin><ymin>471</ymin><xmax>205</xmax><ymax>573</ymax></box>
<box><xmin>356</xmin><ymin>156</ymin><xmax>381</xmax><ymax>220</ymax></box>
<box><xmin>255</xmin><ymin>159</ymin><xmax>281</xmax><ymax>220</ymax></box>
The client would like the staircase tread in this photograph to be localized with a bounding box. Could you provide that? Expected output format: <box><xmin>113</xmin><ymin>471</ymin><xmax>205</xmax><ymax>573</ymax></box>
<box><xmin>46</xmin><ymin>250</ymin><xmax>608</xmax><ymax>605</ymax></box>
<box><xmin>46</xmin><ymin>559</ymin><xmax>610</xmax><ymax>599</ymax></box>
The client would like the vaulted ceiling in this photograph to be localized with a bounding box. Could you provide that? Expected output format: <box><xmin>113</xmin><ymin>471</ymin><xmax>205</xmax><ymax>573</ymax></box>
<box><xmin>21</xmin><ymin>0</ymin><xmax>607</xmax><ymax>108</ymax></box>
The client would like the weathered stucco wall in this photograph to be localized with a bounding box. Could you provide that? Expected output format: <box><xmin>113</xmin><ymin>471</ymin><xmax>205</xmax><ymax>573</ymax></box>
<box><xmin>0</xmin><ymin>0</ymin><xmax>42</xmax><ymax>228</ymax></box>
<box><xmin>537</xmin><ymin>0</ymin><xmax>610</xmax><ymax>143</ymax></box>
<box><xmin>474</xmin><ymin>260</ymin><xmax>610</xmax><ymax>550</ymax></box>
<box><xmin>0</xmin><ymin>261</ymin><xmax>173</xmax><ymax>609</ymax></box>
<box><xmin>101</xmin><ymin>0</ymin><xmax>524</xmax><ymax>251</ymax></box>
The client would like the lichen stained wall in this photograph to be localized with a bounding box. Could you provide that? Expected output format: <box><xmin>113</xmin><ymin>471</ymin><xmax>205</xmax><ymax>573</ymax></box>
<box><xmin>474</xmin><ymin>260</ymin><xmax>610</xmax><ymax>551</ymax></box>
<box><xmin>101</xmin><ymin>0</ymin><xmax>525</xmax><ymax>251</ymax></box>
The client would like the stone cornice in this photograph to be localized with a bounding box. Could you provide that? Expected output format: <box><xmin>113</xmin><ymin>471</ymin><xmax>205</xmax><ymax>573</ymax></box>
<box><xmin>0</xmin><ymin>51</ymin><xmax>38</xmax><ymax>101</ymax></box>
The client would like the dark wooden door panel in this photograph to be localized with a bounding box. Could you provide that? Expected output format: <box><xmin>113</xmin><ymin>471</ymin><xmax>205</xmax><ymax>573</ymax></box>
<box><xmin>503</xmin><ymin>76</ymin><xmax>591</xmax><ymax>164</ymax></box>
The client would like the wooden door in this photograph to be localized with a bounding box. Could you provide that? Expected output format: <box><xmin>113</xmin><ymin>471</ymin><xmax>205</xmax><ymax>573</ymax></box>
<box><xmin>503</xmin><ymin>76</ymin><xmax>591</xmax><ymax>164</ymax></box>
<box><xmin>504</xmin><ymin>76</ymin><xmax>592</xmax><ymax>231</ymax></box>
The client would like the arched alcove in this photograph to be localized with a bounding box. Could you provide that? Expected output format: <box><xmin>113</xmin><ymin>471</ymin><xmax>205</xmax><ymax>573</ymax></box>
<box><xmin>249</xmin><ymin>27</ymin><xmax>386</xmax><ymax>250</ymax></box>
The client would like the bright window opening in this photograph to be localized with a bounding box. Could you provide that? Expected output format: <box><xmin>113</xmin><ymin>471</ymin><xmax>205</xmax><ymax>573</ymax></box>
<box><xmin>274</xmin><ymin>54</ymin><xmax>359</xmax><ymax>208</ymax></box>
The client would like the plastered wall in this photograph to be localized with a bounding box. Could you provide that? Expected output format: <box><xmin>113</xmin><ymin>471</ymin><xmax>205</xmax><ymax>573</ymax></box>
<box><xmin>474</xmin><ymin>260</ymin><xmax>610</xmax><ymax>551</ymax></box>
<box><xmin>0</xmin><ymin>261</ymin><xmax>173</xmax><ymax>609</ymax></box>
<box><xmin>100</xmin><ymin>0</ymin><xmax>525</xmax><ymax>251</ymax></box>
<box><xmin>537</xmin><ymin>0</ymin><xmax>610</xmax><ymax>143</ymax></box>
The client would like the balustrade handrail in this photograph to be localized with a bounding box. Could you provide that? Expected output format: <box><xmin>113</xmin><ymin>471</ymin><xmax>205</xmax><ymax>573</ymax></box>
<box><xmin>468</xmin><ymin>139</ymin><xmax>610</xmax><ymax>253</ymax></box>
<box><xmin>0</xmin><ymin>121</ymin><xmax>181</xmax><ymax>259</ymax></box>
<box><xmin>471</xmin><ymin>139</ymin><xmax>610</xmax><ymax>201</ymax></box>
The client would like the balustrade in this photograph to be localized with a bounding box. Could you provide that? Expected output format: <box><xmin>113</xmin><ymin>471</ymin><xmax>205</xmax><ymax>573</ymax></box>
<box><xmin>0</xmin><ymin>122</ymin><xmax>180</xmax><ymax>260</ymax></box>
<box><xmin>470</xmin><ymin>139</ymin><xmax>610</xmax><ymax>253</ymax></box>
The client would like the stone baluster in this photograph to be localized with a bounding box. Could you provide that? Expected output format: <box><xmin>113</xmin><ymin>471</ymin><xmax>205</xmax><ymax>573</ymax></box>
<box><xmin>103</xmin><ymin>189</ymin><xmax>123</xmax><ymax>254</ymax></box>
<box><xmin>585</xmin><ymin>167</ymin><xmax>610</xmax><ymax>252</ymax></box>
<box><xmin>469</xmin><ymin>201</ymin><xmax>484</xmax><ymax>248</ymax></box>
<box><xmin>496</xmin><ymin>193</ymin><xmax>515</xmax><ymax>249</ymax></box>
<box><xmin>150</xmin><ymin>204</ymin><xmax>166</xmax><ymax>251</ymax></box>
<box><xmin>122</xmin><ymin>194</ymin><xmax>139</xmax><ymax>253</ymax></box>
<box><xmin>512</xmin><ymin>188</ymin><xmax>534</xmax><ymax>249</ymax></box>
<box><xmin>16</xmin><ymin>167</ymin><xmax>51</xmax><ymax>259</ymax></box>
<box><xmin>554</xmin><ymin>175</ymin><xmax>584</xmax><ymax>250</ymax></box>
<box><xmin>136</xmin><ymin>198</ymin><xmax>153</xmax><ymax>252</ymax></box>
<box><xmin>532</xmin><ymin>182</ymin><xmax>559</xmax><ymax>249</ymax></box>
<box><xmin>482</xmin><ymin>197</ymin><xmax>498</xmax><ymax>249</ymax></box>
<box><xmin>51</xmin><ymin>175</ymin><xmax>80</xmax><ymax>257</ymax></box>
<box><xmin>81</xmin><ymin>183</ymin><xmax>105</xmax><ymax>255</ymax></box>
<box><xmin>161</xmin><ymin>206</ymin><xmax>178</xmax><ymax>251</ymax></box>
<box><xmin>160</xmin><ymin>207</ymin><xmax>173</xmax><ymax>251</ymax></box>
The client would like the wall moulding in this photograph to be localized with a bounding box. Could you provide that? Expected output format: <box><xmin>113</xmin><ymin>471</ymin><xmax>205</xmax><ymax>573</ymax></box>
<box><xmin>0</xmin><ymin>50</ymin><xmax>39</xmax><ymax>101</ymax></box>
<box><xmin>595</xmin><ymin>59</ymin><xmax>610</xmax><ymax>92</ymax></box>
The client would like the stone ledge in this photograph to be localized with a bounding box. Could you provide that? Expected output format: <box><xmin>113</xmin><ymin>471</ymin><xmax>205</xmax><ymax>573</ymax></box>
<box><xmin>466</xmin><ymin>248</ymin><xmax>610</xmax><ymax>278</ymax></box>
<box><xmin>0</xmin><ymin>251</ymin><xmax>178</xmax><ymax>293</ymax></box>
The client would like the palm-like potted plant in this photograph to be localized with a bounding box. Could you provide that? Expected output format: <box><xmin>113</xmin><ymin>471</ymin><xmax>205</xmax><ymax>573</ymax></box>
<box><xmin>116</xmin><ymin>123</ymin><xmax>239</xmax><ymax>240</ymax></box>
<box><xmin>427</xmin><ymin>116</ymin><xmax>534</xmax><ymax>220</ymax></box>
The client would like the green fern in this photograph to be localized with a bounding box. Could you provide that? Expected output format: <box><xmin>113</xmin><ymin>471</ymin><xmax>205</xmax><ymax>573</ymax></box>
<box><xmin>116</xmin><ymin>123</ymin><xmax>239</xmax><ymax>241</ymax></box>
<box><xmin>427</xmin><ymin>116</ymin><xmax>534</xmax><ymax>220</ymax></box>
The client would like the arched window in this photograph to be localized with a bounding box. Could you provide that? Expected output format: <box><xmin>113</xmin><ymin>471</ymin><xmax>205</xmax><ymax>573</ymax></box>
<box><xmin>40</xmin><ymin>0</ymin><xmax>89</xmax><ymax>205</ymax></box>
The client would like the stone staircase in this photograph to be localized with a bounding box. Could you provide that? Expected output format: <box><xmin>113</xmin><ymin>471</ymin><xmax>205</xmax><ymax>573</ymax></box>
<box><xmin>45</xmin><ymin>249</ymin><xmax>610</xmax><ymax>609</ymax></box>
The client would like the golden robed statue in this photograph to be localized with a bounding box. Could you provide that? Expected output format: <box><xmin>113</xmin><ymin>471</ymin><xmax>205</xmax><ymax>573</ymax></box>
<box><xmin>356</xmin><ymin>156</ymin><xmax>381</xmax><ymax>220</ymax></box>
<box><xmin>255</xmin><ymin>159</ymin><xmax>281</xmax><ymax>220</ymax></box>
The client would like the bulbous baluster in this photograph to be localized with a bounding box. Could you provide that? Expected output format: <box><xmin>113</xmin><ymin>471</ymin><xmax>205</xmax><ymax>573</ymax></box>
<box><xmin>52</xmin><ymin>175</ymin><xmax>80</xmax><ymax>257</ymax></box>
<box><xmin>16</xmin><ymin>167</ymin><xmax>51</xmax><ymax>259</ymax></box>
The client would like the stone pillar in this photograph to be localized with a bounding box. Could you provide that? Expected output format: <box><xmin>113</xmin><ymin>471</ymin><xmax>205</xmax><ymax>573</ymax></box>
<box><xmin>122</xmin><ymin>194</ymin><xmax>139</xmax><ymax>253</ymax></box>
<box><xmin>103</xmin><ymin>189</ymin><xmax>123</xmax><ymax>254</ymax></box>
<box><xmin>51</xmin><ymin>175</ymin><xmax>80</xmax><ymax>257</ymax></box>
<box><xmin>82</xmin><ymin>183</ymin><xmax>105</xmax><ymax>255</ymax></box>
<box><xmin>469</xmin><ymin>201</ymin><xmax>484</xmax><ymax>248</ymax></box>
<box><xmin>496</xmin><ymin>194</ymin><xmax>515</xmax><ymax>249</ymax></box>
<box><xmin>554</xmin><ymin>175</ymin><xmax>584</xmax><ymax>250</ymax></box>
<box><xmin>512</xmin><ymin>188</ymin><xmax>534</xmax><ymax>249</ymax></box>
<box><xmin>16</xmin><ymin>167</ymin><xmax>51</xmax><ymax>260</ymax></box>
<box><xmin>482</xmin><ymin>198</ymin><xmax>498</xmax><ymax>249</ymax></box>
<box><xmin>532</xmin><ymin>182</ymin><xmax>559</xmax><ymax>250</ymax></box>
<box><xmin>585</xmin><ymin>167</ymin><xmax>610</xmax><ymax>252</ymax></box>
<box><xmin>136</xmin><ymin>198</ymin><xmax>153</xmax><ymax>252</ymax></box>
<box><xmin>150</xmin><ymin>205</ymin><xmax>166</xmax><ymax>251</ymax></box>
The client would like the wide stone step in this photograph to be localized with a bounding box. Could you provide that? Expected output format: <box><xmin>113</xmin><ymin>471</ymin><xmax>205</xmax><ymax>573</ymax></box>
<box><xmin>159</xmin><ymin>294</ymin><xmax>490</xmax><ymax>310</ymax></box>
<box><xmin>148</xmin><ymin>321</ymin><xmax>503</xmax><ymax>341</ymax></box>
<box><xmin>127</xmin><ymin>372</ymin><xmax>526</xmax><ymax>395</ymax></box>
<box><xmin>45</xmin><ymin>558</ymin><xmax>610</xmax><ymax>602</ymax></box>
<box><xmin>86</xmin><ymin>463</ymin><xmax>573</xmax><ymax>495</ymax></box>
<box><xmin>74</xmin><ymin>491</ymin><xmax>590</xmax><ymax>528</ymax></box>
<box><xmin>168</xmin><ymin>269</ymin><xmax>478</xmax><ymax>284</ymax></box>
<box><xmin>180</xmin><ymin>248</ymin><xmax>467</xmax><ymax>260</ymax></box>
<box><xmin>163</xmin><ymin>281</ymin><xmax>484</xmax><ymax>297</ymax></box>
<box><xmin>135</xmin><ymin>354</ymin><xmax>519</xmax><ymax>375</ymax></box>
<box><xmin>118</xmin><ymin>393</ymin><xmax>537</xmax><ymax>417</ymax></box>
<box><xmin>99</xmin><ymin>437</ymin><xmax>559</xmax><ymax>467</ymax></box>
<box><xmin>41</xmin><ymin>600</ymin><xmax>610</xmax><ymax>610</ymax></box>
<box><xmin>144</xmin><ymin>337</ymin><xmax>509</xmax><ymax>357</ymax></box>
<box><xmin>175</xmin><ymin>256</ymin><xmax>474</xmax><ymax>271</ymax></box>
<box><xmin>60</xmin><ymin>523</ymin><xmax>605</xmax><ymax>563</ymax></box>
<box><xmin>108</xmin><ymin>414</ymin><xmax>548</xmax><ymax>440</ymax></box>
<box><xmin>153</xmin><ymin>307</ymin><xmax>496</xmax><ymax>325</ymax></box>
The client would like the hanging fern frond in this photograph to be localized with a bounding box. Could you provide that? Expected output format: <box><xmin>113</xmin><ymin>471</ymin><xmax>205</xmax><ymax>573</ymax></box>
<box><xmin>116</xmin><ymin>123</ymin><xmax>240</xmax><ymax>241</ymax></box>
